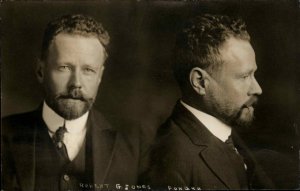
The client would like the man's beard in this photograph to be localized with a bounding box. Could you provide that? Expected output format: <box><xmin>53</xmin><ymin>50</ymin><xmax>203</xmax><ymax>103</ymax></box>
<box><xmin>46</xmin><ymin>89</ymin><xmax>95</xmax><ymax>120</ymax></box>
<box><xmin>207</xmin><ymin>95</ymin><xmax>259</xmax><ymax>130</ymax></box>
<box><xmin>225</xmin><ymin>96</ymin><xmax>258</xmax><ymax>130</ymax></box>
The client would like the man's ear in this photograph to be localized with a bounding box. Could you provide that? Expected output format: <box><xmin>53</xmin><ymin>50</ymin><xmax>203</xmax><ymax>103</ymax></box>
<box><xmin>36</xmin><ymin>59</ymin><xmax>45</xmax><ymax>84</ymax></box>
<box><xmin>189</xmin><ymin>67</ymin><xmax>209</xmax><ymax>95</ymax></box>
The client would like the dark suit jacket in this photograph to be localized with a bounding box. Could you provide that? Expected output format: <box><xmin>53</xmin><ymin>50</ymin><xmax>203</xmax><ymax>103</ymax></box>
<box><xmin>142</xmin><ymin>102</ymin><xmax>275</xmax><ymax>190</ymax></box>
<box><xmin>2</xmin><ymin>107</ymin><xmax>142</xmax><ymax>191</ymax></box>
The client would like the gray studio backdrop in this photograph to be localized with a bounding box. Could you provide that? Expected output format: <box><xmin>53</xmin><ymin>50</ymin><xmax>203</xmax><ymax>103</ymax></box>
<box><xmin>1</xmin><ymin>1</ymin><xmax>299</xmax><ymax>188</ymax></box>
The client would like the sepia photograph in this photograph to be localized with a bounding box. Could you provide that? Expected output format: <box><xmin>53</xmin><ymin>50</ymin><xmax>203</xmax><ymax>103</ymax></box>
<box><xmin>1</xmin><ymin>0</ymin><xmax>299</xmax><ymax>190</ymax></box>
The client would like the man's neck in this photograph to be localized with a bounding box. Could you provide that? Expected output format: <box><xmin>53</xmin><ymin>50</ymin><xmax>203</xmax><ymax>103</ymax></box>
<box><xmin>180</xmin><ymin>100</ymin><xmax>231</xmax><ymax>142</ymax></box>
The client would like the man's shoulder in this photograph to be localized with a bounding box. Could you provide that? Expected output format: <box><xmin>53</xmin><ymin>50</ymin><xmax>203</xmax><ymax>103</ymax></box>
<box><xmin>89</xmin><ymin>108</ymin><xmax>141</xmax><ymax>146</ymax></box>
<box><xmin>89</xmin><ymin>109</ymin><xmax>142</xmax><ymax>165</ymax></box>
<box><xmin>140</xmin><ymin>117</ymin><xmax>198</xmax><ymax>185</ymax></box>
<box><xmin>151</xmin><ymin>117</ymin><xmax>199</xmax><ymax>163</ymax></box>
<box><xmin>2</xmin><ymin>110</ymin><xmax>40</xmax><ymax>126</ymax></box>
<box><xmin>88</xmin><ymin>108</ymin><xmax>107</xmax><ymax>124</ymax></box>
<box><xmin>2</xmin><ymin>110</ymin><xmax>40</xmax><ymax>137</ymax></box>
<box><xmin>89</xmin><ymin>109</ymin><xmax>139</xmax><ymax>133</ymax></box>
<box><xmin>3</xmin><ymin>110</ymin><xmax>39</xmax><ymax>121</ymax></box>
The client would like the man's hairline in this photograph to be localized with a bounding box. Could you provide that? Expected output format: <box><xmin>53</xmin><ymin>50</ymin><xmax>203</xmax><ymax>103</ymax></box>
<box><xmin>41</xmin><ymin>32</ymin><xmax>108</xmax><ymax>62</ymax></box>
<box><xmin>192</xmin><ymin>35</ymin><xmax>251</xmax><ymax>76</ymax></box>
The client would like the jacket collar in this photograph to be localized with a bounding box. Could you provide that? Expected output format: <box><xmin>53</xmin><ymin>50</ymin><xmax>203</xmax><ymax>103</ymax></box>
<box><xmin>171</xmin><ymin>101</ymin><xmax>220</xmax><ymax>147</ymax></box>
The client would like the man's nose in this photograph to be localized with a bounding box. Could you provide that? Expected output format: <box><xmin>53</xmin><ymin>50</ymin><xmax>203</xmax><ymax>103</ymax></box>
<box><xmin>249</xmin><ymin>77</ymin><xmax>262</xmax><ymax>96</ymax></box>
<box><xmin>69</xmin><ymin>69</ymin><xmax>82</xmax><ymax>89</ymax></box>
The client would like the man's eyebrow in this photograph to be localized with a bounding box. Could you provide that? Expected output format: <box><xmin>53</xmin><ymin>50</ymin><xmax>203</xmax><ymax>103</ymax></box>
<box><xmin>82</xmin><ymin>63</ymin><xmax>99</xmax><ymax>68</ymax></box>
<box><xmin>246</xmin><ymin>66</ymin><xmax>258</xmax><ymax>74</ymax></box>
<box><xmin>56</xmin><ymin>62</ymin><xmax>73</xmax><ymax>66</ymax></box>
<box><xmin>236</xmin><ymin>68</ymin><xmax>256</xmax><ymax>77</ymax></box>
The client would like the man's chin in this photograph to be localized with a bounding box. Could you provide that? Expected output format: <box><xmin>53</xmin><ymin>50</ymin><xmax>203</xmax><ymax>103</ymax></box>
<box><xmin>232</xmin><ymin>107</ymin><xmax>255</xmax><ymax>131</ymax></box>
<box><xmin>54</xmin><ymin>99</ymin><xmax>92</xmax><ymax>120</ymax></box>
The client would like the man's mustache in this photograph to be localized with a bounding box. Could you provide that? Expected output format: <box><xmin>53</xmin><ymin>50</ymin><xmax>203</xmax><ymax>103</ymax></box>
<box><xmin>243</xmin><ymin>96</ymin><xmax>258</xmax><ymax>108</ymax></box>
<box><xmin>56</xmin><ymin>89</ymin><xmax>89</xmax><ymax>102</ymax></box>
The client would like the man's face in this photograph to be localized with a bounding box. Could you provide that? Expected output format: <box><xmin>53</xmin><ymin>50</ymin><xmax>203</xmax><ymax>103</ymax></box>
<box><xmin>204</xmin><ymin>37</ymin><xmax>262</xmax><ymax>128</ymax></box>
<box><xmin>39</xmin><ymin>33</ymin><xmax>106</xmax><ymax>120</ymax></box>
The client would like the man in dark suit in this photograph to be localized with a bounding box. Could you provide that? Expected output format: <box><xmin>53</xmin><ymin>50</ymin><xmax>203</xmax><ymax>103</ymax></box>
<box><xmin>142</xmin><ymin>14</ymin><xmax>275</xmax><ymax>189</ymax></box>
<box><xmin>2</xmin><ymin>14</ymin><xmax>141</xmax><ymax>191</ymax></box>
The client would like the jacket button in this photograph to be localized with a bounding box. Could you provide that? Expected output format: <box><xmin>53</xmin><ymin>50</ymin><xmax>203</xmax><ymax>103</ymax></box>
<box><xmin>63</xmin><ymin>174</ymin><xmax>70</xmax><ymax>181</ymax></box>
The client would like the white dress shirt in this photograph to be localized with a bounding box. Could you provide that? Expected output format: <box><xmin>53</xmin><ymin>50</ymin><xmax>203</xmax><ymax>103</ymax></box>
<box><xmin>42</xmin><ymin>101</ymin><xmax>88</xmax><ymax>161</ymax></box>
<box><xmin>180</xmin><ymin>100</ymin><xmax>231</xmax><ymax>142</ymax></box>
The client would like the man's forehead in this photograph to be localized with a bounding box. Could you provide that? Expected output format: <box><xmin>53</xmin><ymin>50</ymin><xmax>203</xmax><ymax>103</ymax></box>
<box><xmin>218</xmin><ymin>37</ymin><xmax>256</xmax><ymax>72</ymax></box>
<box><xmin>219</xmin><ymin>37</ymin><xmax>254</xmax><ymax>55</ymax></box>
<box><xmin>51</xmin><ymin>33</ymin><xmax>103</xmax><ymax>46</ymax></box>
<box><xmin>48</xmin><ymin>33</ymin><xmax>105</xmax><ymax>57</ymax></box>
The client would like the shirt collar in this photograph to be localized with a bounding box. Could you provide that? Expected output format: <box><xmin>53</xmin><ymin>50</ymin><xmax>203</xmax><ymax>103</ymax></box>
<box><xmin>180</xmin><ymin>100</ymin><xmax>231</xmax><ymax>142</ymax></box>
<box><xmin>42</xmin><ymin>101</ymin><xmax>89</xmax><ymax>134</ymax></box>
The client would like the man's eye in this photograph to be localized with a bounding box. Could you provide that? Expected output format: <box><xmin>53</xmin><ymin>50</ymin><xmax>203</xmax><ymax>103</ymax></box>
<box><xmin>242</xmin><ymin>74</ymin><xmax>250</xmax><ymax>79</ymax></box>
<box><xmin>58</xmin><ymin>66</ymin><xmax>71</xmax><ymax>71</ymax></box>
<box><xmin>84</xmin><ymin>68</ymin><xmax>96</xmax><ymax>73</ymax></box>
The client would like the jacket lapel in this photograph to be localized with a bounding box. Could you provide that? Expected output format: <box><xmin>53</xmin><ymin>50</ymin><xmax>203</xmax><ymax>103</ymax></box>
<box><xmin>87</xmin><ymin>109</ymin><xmax>117</xmax><ymax>184</ymax></box>
<box><xmin>199</xmin><ymin>144</ymin><xmax>241</xmax><ymax>189</ymax></box>
<box><xmin>172</xmin><ymin>102</ymin><xmax>240</xmax><ymax>189</ymax></box>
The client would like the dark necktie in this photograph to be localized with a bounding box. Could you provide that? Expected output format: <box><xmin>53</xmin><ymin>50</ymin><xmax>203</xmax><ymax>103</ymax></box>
<box><xmin>225</xmin><ymin>135</ymin><xmax>239</xmax><ymax>153</ymax></box>
<box><xmin>225</xmin><ymin>135</ymin><xmax>249</xmax><ymax>189</ymax></box>
<box><xmin>52</xmin><ymin>126</ymin><xmax>70</xmax><ymax>163</ymax></box>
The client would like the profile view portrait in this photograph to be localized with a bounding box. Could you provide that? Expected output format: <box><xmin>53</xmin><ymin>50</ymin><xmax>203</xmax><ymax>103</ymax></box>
<box><xmin>142</xmin><ymin>14</ymin><xmax>275</xmax><ymax>189</ymax></box>
<box><xmin>2</xmin><ymin>14</ymin><xmax>141</xmax><ymax>191</ymax></box>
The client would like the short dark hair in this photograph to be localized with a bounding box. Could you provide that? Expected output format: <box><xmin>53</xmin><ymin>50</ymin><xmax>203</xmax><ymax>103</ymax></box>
<box><xmin>40</xmin><ymin>14</ymin><xmax>110</xmax><ymax>61</ymax></box>
<box><xmin>173</xmin><ymin>14</ymin><xmax>250</xmax><ymax>90</ymax></box>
